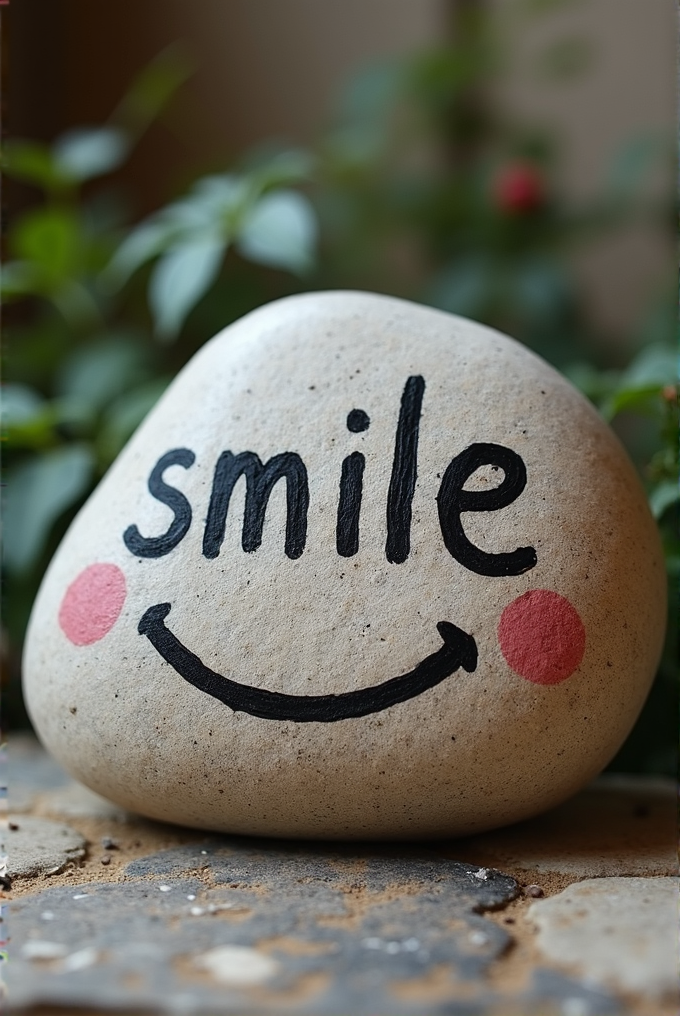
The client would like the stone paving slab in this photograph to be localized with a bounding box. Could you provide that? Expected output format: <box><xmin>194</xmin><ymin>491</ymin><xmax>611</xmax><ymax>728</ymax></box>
<box><xmin>3</xmin><ymin>737</ymin><xmax>677</xmax><ymax>1016</ymax></box>
<box><xmin>530</xmin><ymin>876</ymin><xmax>679</xmax><ymax>1000</ymax></box>
<box><xmin>9</xmin><ymin>845</ymin><xmax>518</xmax><ymax>1014</ymax></box>
<box><xmin>4</xmin><ymin>816</ymin><xmax>86</xmax><ymax>879</ymax></box>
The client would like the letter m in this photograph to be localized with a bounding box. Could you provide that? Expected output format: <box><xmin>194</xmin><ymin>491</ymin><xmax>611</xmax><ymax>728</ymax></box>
<box><xmin>203</xmin><ymin>451</ymin><xmax>309</xmax><ymax>560</ymax></box>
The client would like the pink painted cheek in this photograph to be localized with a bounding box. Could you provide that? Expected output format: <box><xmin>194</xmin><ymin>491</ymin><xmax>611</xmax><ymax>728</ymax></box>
<box><xmin>58</xmin><ymin>564</ymin><xmax>127</xmax><ymax>646</ymax></box>
<box><xmin>498</xmin><ymin>589</ymin><xmax>585</xmax><ymax>686</ymax></box>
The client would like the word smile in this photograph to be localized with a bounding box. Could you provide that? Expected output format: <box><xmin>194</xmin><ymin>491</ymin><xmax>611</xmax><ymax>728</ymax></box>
<box><xmin>123</xmin><ymin>376</ymin><xmax>537</xmax><ymax>579</ymax></box>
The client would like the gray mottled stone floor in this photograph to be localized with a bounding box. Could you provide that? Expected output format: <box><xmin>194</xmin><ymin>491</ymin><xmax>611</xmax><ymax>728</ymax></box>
<box><xmin>2</xmin><ymin>737</ymin><xmax>677</xmax><ymax>1016</ymax></box>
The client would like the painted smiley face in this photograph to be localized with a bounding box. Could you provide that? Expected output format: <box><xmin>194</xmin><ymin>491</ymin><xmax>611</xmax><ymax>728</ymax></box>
<box><xmin>59</xmin><ymin>562</ymin><xmax>585</xmax><ymax>715</ymax></box>
<box><xmin>57</xmin><ymin>377</ymin><xmax>587</xmax><ymax>722</ymax></box>
<box><xmin>27</xmin><ymin>292</ymin><xmax>664</xmax><ymax>839</ymax></box>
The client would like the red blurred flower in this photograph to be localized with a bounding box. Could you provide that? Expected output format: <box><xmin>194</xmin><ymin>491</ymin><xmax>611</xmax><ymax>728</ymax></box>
<box><xmin>492</xmin><ymin>163</ymin><xmax>545</xmax><ymax>214</ymax></box>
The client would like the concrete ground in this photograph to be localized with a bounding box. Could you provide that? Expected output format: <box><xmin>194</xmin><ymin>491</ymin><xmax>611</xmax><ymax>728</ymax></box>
<box><xmin>2</xmin><ymin>736</ymin><xmax>677</xmax><ymax>1016</ymax></box>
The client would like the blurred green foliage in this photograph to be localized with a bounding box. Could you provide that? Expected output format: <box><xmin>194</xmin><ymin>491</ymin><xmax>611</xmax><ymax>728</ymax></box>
<box><xmin>2</xmin><ymin>6</ymin><xmax>676</xmax><ymax>772</ymax></box>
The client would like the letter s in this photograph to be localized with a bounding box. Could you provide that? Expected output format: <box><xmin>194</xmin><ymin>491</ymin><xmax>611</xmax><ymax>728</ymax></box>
<box><xmin>123</xmin><ymin>448</ymin><xmax>195</xmax><ymax>558</ymax></box>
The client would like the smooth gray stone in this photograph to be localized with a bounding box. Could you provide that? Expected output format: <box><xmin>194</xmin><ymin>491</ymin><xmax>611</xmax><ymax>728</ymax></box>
<box><xmin>6</xmin><ymin>815</ymin><xmax>86</xmax><ymax>879</ymax></box>
<box><xmin>9</xmin><ymin>840</ymin><xmax>519</xmax><ymax>1015</ymax></box>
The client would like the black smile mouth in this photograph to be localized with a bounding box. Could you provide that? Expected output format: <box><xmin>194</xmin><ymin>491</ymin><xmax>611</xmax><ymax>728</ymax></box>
<box><xmin>138</xmin><ymin>603</ymin><xmax>478</xmax><ymax>723</ymax></box>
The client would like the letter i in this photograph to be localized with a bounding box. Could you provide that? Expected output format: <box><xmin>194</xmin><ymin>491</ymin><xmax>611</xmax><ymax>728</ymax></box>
<box><xmin>336</xmin><ymin>409</ymin><xmax>370</xmax><ymax>557</ymax></box>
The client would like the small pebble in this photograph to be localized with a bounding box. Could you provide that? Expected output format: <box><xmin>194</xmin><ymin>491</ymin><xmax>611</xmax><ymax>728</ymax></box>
<box><xmin>187</xmin><ymin>894</ymin><xmax>196</xmax><ymax>901</ymax></box>
<box><xmin>8</xmin><ymin>822</ymin><xmax>19</xmax><ymax>831</ymax></box>
<box><xmin>524</xmin><ymin>884</ymin><xmax>544</xmax><ymax>898</ymax></box>
<box><xmin>100</xmin><ymin>855</ymin><xmax>111</xmax><ymax>866</ymax></box>
<box><xmin>73</xmin><ymin>893</ymin><xmax>89</xmax><ymax>900</ymax></box>
<box><xmin>101</xmin><ymin>836</ymin><xmax>119</xmax><ymax>850</ymax></box>
<box><xmin>473</xmin><ymin>868</ymin><xmax>489</xmax><ymax>881</ymax></box>
<box><xmin>158</xmin><ymin>884</ymin><xmax>172</xmax><ymax>892</ymax></box>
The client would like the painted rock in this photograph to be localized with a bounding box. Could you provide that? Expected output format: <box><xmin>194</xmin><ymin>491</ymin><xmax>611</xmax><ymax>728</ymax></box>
<box><xmin>23</xmin><ymin>292</ymin><xmax>666</xmax><ymax>838</ymax></box>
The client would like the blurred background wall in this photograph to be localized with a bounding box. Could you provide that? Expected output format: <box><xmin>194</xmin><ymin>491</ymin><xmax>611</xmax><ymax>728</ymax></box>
<box><xmin>8</xmin><ymin>0</ymin><xmax>675</xmax><ymax>343</ymax></box>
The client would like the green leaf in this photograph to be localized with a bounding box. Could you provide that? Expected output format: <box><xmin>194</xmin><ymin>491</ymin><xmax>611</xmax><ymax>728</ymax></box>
<box><xmin>11</xmin><ymin>207</ymin><xmax>81</xmax><ymax>284</ymax></box>
<box><xmin>562</xmin><ymin>361</ymin><xmax>619</xmax><ymax>404</ymax></box>
<box><xmin>620</xmin><ymin>343</ymin><xmax>676</xmax><ymax>388</ymax></box>
<box><xmin>247</xmin><ymin>148</ymin><xmax>316</xmax><ymax>190</ymax></box>
<box><xmin>112</xmin><ymin>43</ymin><xmax>194</xmax><ymax>137</ymax></box>
<box><xmin>601</xmin><ymin>385</ymin><xmax>663</xmax><ymax>421</ymax></box>
<box><xmin>102</xmin><ymin>219</ymin><xmax>177</xmax><ymax>291</ymax></box>
<box><xmin>98</xmin><ymin>378</ymin><xmax>170</xmax><ymax>462</ymax></box>
<box><xmin>188</xmin><ymin>174</ymin><xmax>250</xmax><ymax>219</ymax></box>
<box><xmin>237</xmin><ymin>190</ymin><xmax>317</xmax><ymax>274</ymax></box>
<box><xmin>54</xmin><ymin>335</ymin><xmax>151</xmax><ymax>412</ymax></box>
<box><xmin>1</xmin><ymin>384</ymin><xmax>45</xmax><ymax>425</ymax></box>
<box><xmin>150</xmin><ymin>235</ymin><xmax>225</xmax><ymax>340</ymax></box>
<box><xmin>2</xmin><ymin>140</ymin><xmax>67</xmax><ymax>190</ymax></box>
<box><xmin>3</xmin><ymin>445</ymin><xmax>94</xmax><ymax>573</ymax></box>
<box><xmin>4</xmin><ymin>397</ymin><xmax>94</xmax><ymax>451</ymax></box>
<box><xmin>53</xmin><ymin>127</ymin><xmax>130</xmax><ymax>181</ymax></box>
<box><xmin>0</xmin><ymin>261</ymin><xmax>43</xmax><ymax>299</ymax></box>
<box><xmin>649</xmin><ymin>481</ymin><xmax>679</xmax><ymax>520</ymax></box>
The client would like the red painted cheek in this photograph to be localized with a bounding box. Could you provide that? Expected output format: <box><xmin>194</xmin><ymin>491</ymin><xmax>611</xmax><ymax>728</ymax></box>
<box><xmin>58</xmin><ymin>564</ymin><xmax>127</xmax><ymax>646</ymax></box>
<box><xmin>498</xmin><ymin>589</ymin><xmax>585</xmax><ymax>685</ymax></box>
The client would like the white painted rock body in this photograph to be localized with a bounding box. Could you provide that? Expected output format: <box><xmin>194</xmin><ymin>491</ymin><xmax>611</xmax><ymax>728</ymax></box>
<box><xmin>23</xmin><ymin>292</ymin><xmax>666</xmax><ymax>838</ymax></box>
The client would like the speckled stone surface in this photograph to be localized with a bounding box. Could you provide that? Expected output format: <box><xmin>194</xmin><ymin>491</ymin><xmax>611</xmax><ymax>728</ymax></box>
<box><xmin>530</xmin><ymin>876</ymin><xmax>679</xmax><ymax>999</ymax></box>
<box><xmin>23</xmin><ymin>292</ymin><xmax>666</xmax><ymax>838</ymax></box>
<box><xmin>9</xmin><ymin>844</ymin><xmax>519</xmax><ymax>1014</ymax></box>
<box><xmin>5</xmin><ymin>816</ymin><xmax>86</xmax><ymax>879</ymax></box>
<box><xmin>7</xmin><ymin>738</ymin><xmax>676</xmax><ymax>1015</ymax></box>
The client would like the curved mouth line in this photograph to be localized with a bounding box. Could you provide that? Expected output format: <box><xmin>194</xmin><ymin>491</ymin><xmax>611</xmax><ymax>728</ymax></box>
<box><xmin>138</xmin><ymin>603</ymin><xmax>478</xmax><ymax>723</ymax></box>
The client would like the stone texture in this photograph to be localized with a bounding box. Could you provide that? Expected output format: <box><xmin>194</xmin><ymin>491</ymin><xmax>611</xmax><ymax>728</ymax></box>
<box><xmin>5</xmin><ymin>815</ymin><xmax>86</xmax><ymax>879</ymax></box>
<box><xmin>530</xmin><ymin>876</ymin><xmax>678</xmax><ymax>999</ymax></box>
<box><xmin>458</xmin><ymin>774</ymin><xmax>676</xmax><ymax>877</ymax></box>
<box><xmin>23</xmin><ymin>291</ymin><xmax>666</xmax><ymax>838</ymax></box>
<box><xmin>9</xmin><ymin>839</ymin><xmax>519</xmax><ymax>1014</ymax></box>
